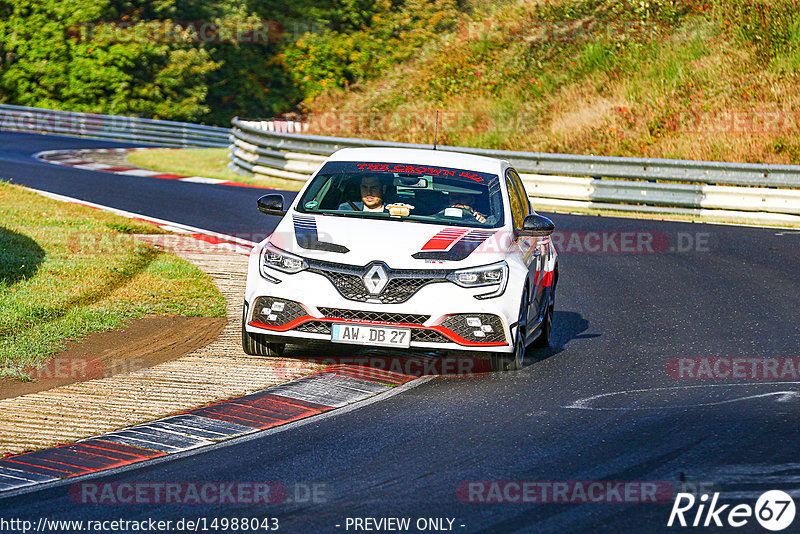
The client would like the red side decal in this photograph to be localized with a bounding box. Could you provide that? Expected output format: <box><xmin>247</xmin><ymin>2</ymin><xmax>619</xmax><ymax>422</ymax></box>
<box><xmin>421</xmin><ymin>228</ymin><xmax>470</xmax><ymax>251</ymax></box>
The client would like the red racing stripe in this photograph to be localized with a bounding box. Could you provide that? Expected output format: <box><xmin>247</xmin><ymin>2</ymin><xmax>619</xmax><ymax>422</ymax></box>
<box><xmin>322</xmin><ymin>365</ymin><xmax>415</xmax><ymax>386</ymax></box>
<box><xmin>230</xmin><ymin>395</ymin><xmax>330</xmax><ymax>420</ymax></box>
<box><xmin>421</xmin><ymin>228</ymin><xmax>470</xmax><ymax>251</ymax></box>
<box><xmin>190</xmin><ymin>233</ymin><xmax>236</xmax><ymax>245</ymax></box>
<box><xmin>16</xmin><ymin>447</ymin><xmax>134</xmax><ymax>472</ymax></box>
<box><xmin>192</xmin><ymin>400</ymin><xmax>323</xmax><ymax>429</ymax></box>
<box><xmin>82</xmin><ymin>439</ymin><xmax>165</xmax><ymax>458</ymax></box>
<box><xmin>72</xmin><ymin>443</ymin><xmax>153</xmax><ymax>461</ymax></box>
<box><xmin>1</xmin><ymin>458</ymin><xmax>81</xmax><ymax>476</ymax></box>
<box><xmin>219</xmin><ymin>181</ymin><xmax>267</xmax><ymax>188</ymax></box>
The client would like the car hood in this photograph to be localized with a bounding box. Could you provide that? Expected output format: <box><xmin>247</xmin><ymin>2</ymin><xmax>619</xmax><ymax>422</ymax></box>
<box><xmin>266</xmin><ymin>212</ymin><xmax>508</xmax><ymax>269</ymax></box>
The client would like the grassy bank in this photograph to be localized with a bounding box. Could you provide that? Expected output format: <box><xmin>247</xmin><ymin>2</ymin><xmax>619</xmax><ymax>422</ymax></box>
<box><xmin>304</xmin><ymin>0</ymin><xmax>800</xmax><ymax>165</ymax></box>
<box><xmin>0</xmin><ymin>182</ymin><xmax>225</xmax><ymax>381</ymax></box>
<box><xmin>126</xmin><ymin>148</ymin><xmax>305</xmax><ymax>191</ymax></box>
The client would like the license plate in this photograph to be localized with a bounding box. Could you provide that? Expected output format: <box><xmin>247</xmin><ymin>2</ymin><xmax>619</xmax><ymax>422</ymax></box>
<box><xmin>331</xmin><ymin>323</ymin><xmax>411</xmax><ymax>348</ymax></box>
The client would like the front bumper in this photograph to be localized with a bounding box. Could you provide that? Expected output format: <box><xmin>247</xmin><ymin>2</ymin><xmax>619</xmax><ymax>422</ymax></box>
<box><xmin>244</xmin><ymin>257</ymin><xmax>520</xmax><ymax>354</ymax></box>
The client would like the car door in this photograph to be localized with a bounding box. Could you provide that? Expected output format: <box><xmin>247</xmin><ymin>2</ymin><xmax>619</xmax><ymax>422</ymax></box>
<box><xmin>506</xmin><ymin>168</ymin><xmax>550</xmax><ymax>333</ymax></box>
<box><xmin>504</xmin><ymin>169</ymin><xmax>539</xmax><ymax>334</ymax></box>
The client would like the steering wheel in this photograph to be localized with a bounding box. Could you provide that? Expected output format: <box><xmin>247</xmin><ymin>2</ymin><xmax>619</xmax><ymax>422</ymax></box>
<box><xmin>436</xmin><ymin>205</ymin><xmax>486</xmax><ymax>222</ymax></box>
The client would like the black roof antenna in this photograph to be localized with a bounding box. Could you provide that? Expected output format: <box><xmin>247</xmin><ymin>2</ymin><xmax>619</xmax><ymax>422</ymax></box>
<box><xmin>433</xmin><ymin>110</ymin><xmax>439</xmax><ymax>150</ymax></box>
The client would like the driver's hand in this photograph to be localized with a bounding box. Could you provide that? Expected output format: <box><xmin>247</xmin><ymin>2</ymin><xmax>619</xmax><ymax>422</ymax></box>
<box><xmin>452</xmin><ymin>204</ymin><xmax>486</xmax><ymax>223</ymax></box>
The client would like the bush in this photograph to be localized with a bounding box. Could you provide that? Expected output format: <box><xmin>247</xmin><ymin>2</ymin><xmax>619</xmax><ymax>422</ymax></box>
<box><xmin>282</xmin><ymin>0</ymin><xmax>463</xmax><ymax>101</ymax></box>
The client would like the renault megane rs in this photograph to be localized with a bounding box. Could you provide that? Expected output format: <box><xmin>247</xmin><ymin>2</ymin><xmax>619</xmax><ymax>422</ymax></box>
<box><xmin>242</xmin><ymin>147</ymin><xmax>558</xmax><ymax>371</ymax></box>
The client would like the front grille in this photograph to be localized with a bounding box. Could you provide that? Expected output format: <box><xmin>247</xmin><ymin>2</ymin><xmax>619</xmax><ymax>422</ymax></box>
<box><xmin>410</xmin><ymin>329</ymin><xmax>448</xmax><ymax>343</ymax></box>
<box><xmin>307</xmin><ymin>259</ymin><xmax>447</xmax><ymax>304</ymax></box>
<box><xmin>295</xmin><ymin>321</ymin><xmax>332</xmax><ymax>335</ymax></box>
<box><xmin>440</xmin><ymin>313</ymin><xmax>506</xmax><ymax>343</ymax></box>
<box><xmin>252</xmin><ymin>297</ymin><xmax>306</xmax><ymax>327</ymax></box>
<box><xmin>318</xmin><ymin>308</ymin><xmax>429</xmax><ymax>325</ymax></box>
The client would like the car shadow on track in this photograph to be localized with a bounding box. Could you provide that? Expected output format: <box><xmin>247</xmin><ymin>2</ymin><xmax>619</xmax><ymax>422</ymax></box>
<box><xmin>526</xmin><ymin>310</ymin><xmax>598</xmax><ymax>364</ymax></box>
<box><xmin>285</xmin><ymin>342</ymin><xmax>495</xmax><ymax>377</ymax></box>
<box><xmin>282</xmin><ymin>311</ymin><xmax>598</xmax><ymax>377</ymax></box>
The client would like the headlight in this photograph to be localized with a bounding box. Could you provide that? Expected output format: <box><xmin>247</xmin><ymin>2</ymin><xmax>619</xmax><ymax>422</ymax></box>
<box><xmin>447</xmin><ymin>261</ymin><xmax>508</xmax><ymax>299</ymax></box>
<box><xmin>260</xmin><ymin>243</ymin><xmax>308</xmax><ymax>278</ymax></box>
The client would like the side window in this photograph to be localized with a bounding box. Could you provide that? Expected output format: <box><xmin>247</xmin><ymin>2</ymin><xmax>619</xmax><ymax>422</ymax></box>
<box><xmin>507</xmin><ymin>168</ymin><xmax>531</xmax><ymax>217</ymax></box>
<box><xmin>505</xmin><ymin>175</ymin><xmax>524</xmax><ymax>229</ymax></box>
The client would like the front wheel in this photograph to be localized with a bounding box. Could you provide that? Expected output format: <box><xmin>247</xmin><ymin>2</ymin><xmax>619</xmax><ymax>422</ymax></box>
<box><xmin>532</xmin><ymin>286</ymin><xmax>555</xmax><ymax>348</ymax></box>
<box><xmin>241</xmin><ymin>306</ymin><xmax>285</xmax><ymax>357</ymax></box>
<box><xmin>489</xmin><ymin>287</ymin><xmax>529</xmax><ymax>372</ymax></box>
<box><xmin>532</xmin><ymin>301</ymin><xmax>553</xmax><ymax>348</ymax></box>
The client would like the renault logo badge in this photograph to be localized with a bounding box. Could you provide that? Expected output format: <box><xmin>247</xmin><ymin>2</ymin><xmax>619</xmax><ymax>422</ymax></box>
<box><xmin>363</xmin><ymin>264</ymin><xmax>389</xmax><ymax>295</ymax></box>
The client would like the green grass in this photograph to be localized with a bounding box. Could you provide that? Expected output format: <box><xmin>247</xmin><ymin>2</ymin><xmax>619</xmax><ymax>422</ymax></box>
<box><xmin>0</xmin><ymin>181</ymin><xmax>226</xmax><ymax>381</ymax></box>
<box><xmin>126</xmin><ymin>148</ymin><xmax>304</xmax><ymax>191</ymax></box>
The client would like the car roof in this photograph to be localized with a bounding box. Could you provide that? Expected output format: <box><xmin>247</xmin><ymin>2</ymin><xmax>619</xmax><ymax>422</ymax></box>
<box><xmin>326</xmin><ymin>147</ymin><xmax>508</xmax><ymax>175</ymax></box>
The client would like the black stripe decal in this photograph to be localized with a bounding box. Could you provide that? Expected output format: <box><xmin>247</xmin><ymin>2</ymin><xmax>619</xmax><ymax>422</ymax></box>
<box><xmin>292</xmin><ymin>216</ymin><xmax>349</xmax><ymax>253</ymax></box>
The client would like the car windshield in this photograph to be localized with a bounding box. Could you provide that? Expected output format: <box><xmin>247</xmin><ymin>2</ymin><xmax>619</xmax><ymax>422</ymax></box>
<box><xmin>296</xmin><ymin>161</ymin><xmax>504</xmax><ymax>228</ymax></box>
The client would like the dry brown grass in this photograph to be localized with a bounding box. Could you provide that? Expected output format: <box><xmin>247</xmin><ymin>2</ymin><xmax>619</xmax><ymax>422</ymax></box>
<box><xmin>300</xmin><ymin>1</ymin><xmax>800</xmax><ymax>164</ymax></box>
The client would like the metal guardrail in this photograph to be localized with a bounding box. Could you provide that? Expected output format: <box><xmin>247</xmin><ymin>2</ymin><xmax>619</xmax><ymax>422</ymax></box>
<box><xmin>230</xmin><ymin>118</ymin><xmax>800</xmax><ymax>188</ymax></box>
<box><xmin>0</xmin><ymin>104</ymin><xmax>229</xmax><ymax>148</ymax></box>
<box><xmin>2</xmin><ymin>105</ymin><xmax>796</xmax><ymax>225</ymax></box>
<box><xmin>229</xmin><ymin>117</ymin><xmax>800</xmax><ymax>225</ymax></box>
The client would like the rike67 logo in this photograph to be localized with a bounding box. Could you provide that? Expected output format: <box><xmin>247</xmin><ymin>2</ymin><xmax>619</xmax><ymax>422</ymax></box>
<box><xmin>668</xmin><ymin>490</ymin><xmax>796</xmax><ymax>531</ymax></box>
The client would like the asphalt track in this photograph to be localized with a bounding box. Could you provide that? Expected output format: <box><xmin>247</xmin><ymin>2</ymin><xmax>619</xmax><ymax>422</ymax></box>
<box><xmin>2</xmin><ymin>131</ymin><xmax>800</xmax><ymax>533</ymax></box>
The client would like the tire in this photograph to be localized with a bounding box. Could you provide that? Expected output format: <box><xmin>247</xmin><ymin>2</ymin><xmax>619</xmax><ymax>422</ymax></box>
<box><xmin>490</xmin><ymin>287</ymin><xmax>529</xmax><ymax>372</ymax></box>
<box><xmin>532</xmin><ymin>291</ymin><xmax>555</xmax><ymax>349</ymax></box>
<box><xmin>241</xmin><ymin>307</ymin><xmax>285</xmax><ymax>357</ymax></box>
<box><xmin>489</xmin><ymin>352</ymin><xmax>517</xmax><ymax>372</ymax></box>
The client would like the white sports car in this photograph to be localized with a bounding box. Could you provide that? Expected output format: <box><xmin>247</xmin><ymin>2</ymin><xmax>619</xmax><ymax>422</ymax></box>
<box><xmin>242</xmin><ymin>147</ymin><xmax>558</xmax><ymax>371</ymax></box>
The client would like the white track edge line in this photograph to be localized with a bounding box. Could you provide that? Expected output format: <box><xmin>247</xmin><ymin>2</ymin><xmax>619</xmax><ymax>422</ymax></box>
<box><xmin>26</xmin><ymin>187</ymin><xmax>257</xmax><ymax>247</ymax></box>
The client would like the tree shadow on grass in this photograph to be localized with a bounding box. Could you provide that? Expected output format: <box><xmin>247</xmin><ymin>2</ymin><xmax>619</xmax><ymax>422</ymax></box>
<box><xmin>0</xmin><ymin>226</ymin><xmax>45</xmax><ymax>285</ymax></box>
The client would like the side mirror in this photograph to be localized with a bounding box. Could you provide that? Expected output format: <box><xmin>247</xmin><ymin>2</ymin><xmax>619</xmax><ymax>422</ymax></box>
<box><xmin>517</xmin><ymin>214</ymin><xmax>555</xmax><ymax>237</ymax></box>
<box><xmin>257</xmin><ymin>194</ymin><xmax>286</xmax><ymax>216</ymax></box>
